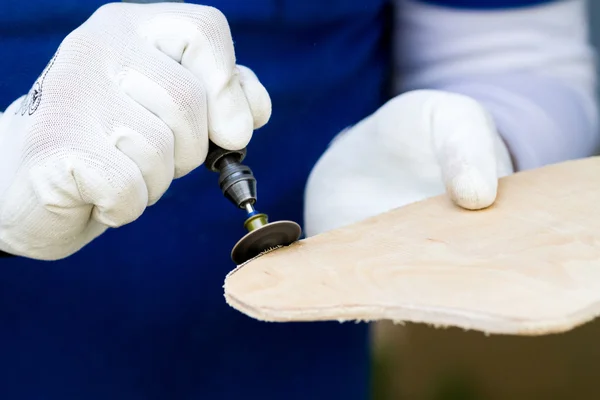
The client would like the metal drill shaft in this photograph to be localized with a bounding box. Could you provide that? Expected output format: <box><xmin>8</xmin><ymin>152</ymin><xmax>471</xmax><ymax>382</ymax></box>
<box><xmin>244</xmin><ymin>202</ymin><xmax>255</xmax><ymax>214</ymax></box>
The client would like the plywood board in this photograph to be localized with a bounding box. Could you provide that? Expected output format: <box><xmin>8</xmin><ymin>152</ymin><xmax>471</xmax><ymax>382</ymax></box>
<box><xmin>224</xmin><ymin>156</ymin><xmax>600</xmax><ymax>335</ymax></box>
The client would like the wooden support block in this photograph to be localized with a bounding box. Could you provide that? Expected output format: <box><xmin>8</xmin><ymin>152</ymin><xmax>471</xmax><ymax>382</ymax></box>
<box><xmin>224</xmin><ymin>156</ymin><xmax>600</xmax><ymax>335</ymax></box>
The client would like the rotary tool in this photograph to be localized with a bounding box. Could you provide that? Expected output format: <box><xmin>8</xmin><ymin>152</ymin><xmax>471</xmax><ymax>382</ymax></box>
<box><xmin>205</xmin><ymin>141</ymin><xmax>302</xmax><ymax>265</ymax></box>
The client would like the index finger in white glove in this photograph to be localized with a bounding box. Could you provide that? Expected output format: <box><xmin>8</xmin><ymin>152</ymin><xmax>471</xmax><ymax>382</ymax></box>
<box><xmin>375</xmin><ymin>90</ymin><xmax>514</xmax><ymax>210</ymax></box>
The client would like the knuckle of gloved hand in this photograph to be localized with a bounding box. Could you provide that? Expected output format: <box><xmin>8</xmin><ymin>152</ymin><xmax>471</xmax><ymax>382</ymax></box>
<box><xmin>47</xmin><ymin>152</ymin><xmax>149</xmax><ymax>228</ymax></box>
<box><xmin>110</xmin><ymin>124</ymin><xmax>174</xmax><ymax>205</ymax></box>
<box><xmin>94</xmin><ymin>172</ymin><xmax>148</xmax><ymax>228</ymax></box>
<box><xmin>150</xmin><ymin>4</ymin><xmax>232</xmax><ymax>45</ymax></box>
<box><xmin>58</xmin><ymin>13</ymin><xmax>120</xmax><ymax>60</ymax></box>
<box><xmin>88</xmin><ymin>2</ymin><xmax>121</xmax><ymax>20</ymax></box>
<box><xmin>34</xmin><ymin>154</ymin><xmax>148</xmax><ymax>229</ymax></box>
<box><xmin>189</xmin><ymin>5</ymin><xmax>231</xmax><ymax>37</ymax></box>
<box><xmin>82</xmin><ymin>2</ymin><xmax>119</xmax><ymax>21</ymax></box>
<box><xmin>85</xmin><ymin>3</ymin><xmax>134</xmax><ymax>30</ymax></box>
<box><xmin>94</xmin><ymin>2</ymin><xmax>125</xmax><ymax>15</ymax></box>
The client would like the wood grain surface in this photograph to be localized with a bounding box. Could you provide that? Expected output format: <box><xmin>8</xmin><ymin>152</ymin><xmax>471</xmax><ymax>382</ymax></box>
<box><xmin>224</xmin><ymin>156</ymin><xmax>600</xmax><ymax>335</ymax></box>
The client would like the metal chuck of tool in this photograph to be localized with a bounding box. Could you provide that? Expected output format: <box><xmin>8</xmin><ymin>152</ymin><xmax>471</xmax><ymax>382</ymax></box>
<box><xmin>205</xmin><ymin>141</ymin><xmax>302</xmax><ymax>265</ymax></box>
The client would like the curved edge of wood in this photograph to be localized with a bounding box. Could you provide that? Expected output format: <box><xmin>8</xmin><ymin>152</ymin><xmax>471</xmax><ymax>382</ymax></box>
<box><xmin>223</xmin><ymin>284</ymin><xmax>600</xmax><ymax>336</ymax></box>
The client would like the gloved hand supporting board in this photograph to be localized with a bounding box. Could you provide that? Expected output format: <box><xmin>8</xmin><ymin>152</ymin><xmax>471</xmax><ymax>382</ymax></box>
<box><xmin>224</xmin><ymin>157</ymin><xmax>600</xmax><ymax>335</ymax></box>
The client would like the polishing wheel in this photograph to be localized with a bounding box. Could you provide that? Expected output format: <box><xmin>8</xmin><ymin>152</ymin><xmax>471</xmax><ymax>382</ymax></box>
<box><xmin>203</xmin><ymin>141</ymin><xmax>303</xmax><ymax>264</ymax></box>
<box><xmin>231</xmin><ymin>213</ymin><xmax>302</xmax><ymax>265</ymax></box>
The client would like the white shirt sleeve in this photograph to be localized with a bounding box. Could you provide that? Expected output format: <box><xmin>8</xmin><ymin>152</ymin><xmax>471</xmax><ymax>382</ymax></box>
<box><xmin>393</xmin><ymin>0</ymin><xmax>600</xmax><ymax>171</ymax></box>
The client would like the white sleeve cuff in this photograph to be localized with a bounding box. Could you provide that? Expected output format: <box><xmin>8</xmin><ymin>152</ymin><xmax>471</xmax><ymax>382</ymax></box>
<box><xmin>441</xmin><ymin>73</ymin><xmax>600</xmax><ymax>170</ymax></box>
<box><xmin>394</xmin><ymin>0</ymin><xmax>599</xmax><ymax>170</ymax></box>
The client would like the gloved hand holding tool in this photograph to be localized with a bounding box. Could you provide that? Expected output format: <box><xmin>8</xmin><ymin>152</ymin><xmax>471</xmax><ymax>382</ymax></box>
<box><xmin>0</xmin><ymin>2</ymin><xmax>292</xmax><ymax>261</ymax></box>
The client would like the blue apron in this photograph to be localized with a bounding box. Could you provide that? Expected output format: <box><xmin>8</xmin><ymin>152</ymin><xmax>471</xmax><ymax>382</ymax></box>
<box><xmin>0</xmin><ymin>0</ymin><xmax>391</xmax><ymax>398</ymax></box>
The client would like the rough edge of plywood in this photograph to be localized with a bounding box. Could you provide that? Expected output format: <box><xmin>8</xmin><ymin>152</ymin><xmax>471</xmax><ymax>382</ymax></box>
<box><xmin>224</xmin><ymin>287</ymin><xmax>600</xmax><ymax>336</ymax></box>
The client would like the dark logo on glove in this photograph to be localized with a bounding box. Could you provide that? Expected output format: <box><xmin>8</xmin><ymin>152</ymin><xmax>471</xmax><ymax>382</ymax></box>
<box><xmin>16</xmin><ymin>48</ymin><xmax>59</xmax><ymax>116</ymax></box>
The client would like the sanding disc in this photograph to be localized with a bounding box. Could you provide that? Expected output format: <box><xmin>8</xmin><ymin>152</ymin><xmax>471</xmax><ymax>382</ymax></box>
<box><xmin>231</xmin><ymin>220</ymin><xmax>302</xmax><ymax>265</ymax></box>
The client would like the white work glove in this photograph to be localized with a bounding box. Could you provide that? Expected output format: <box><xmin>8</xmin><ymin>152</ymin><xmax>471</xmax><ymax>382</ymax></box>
<box><xmin>304</xmin><ymin>90</ymin><xmax>514</xmax><ymax>236</ymax></box>
<box><xmin>0</xmin><ymin>3</ymin><xmax>271</xmax><ymax>260</ymax></box>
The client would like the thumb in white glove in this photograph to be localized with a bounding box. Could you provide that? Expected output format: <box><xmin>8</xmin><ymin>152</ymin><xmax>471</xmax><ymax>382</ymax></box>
<box><xmin>0</xmin><ymin>3</ymin><xmax>271</xmax><ymax>260</ymax></box>
<box><xmin>304</xmin><ymin>89</ymin><xmax>514</xmax><ymax>236</ymax></box>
